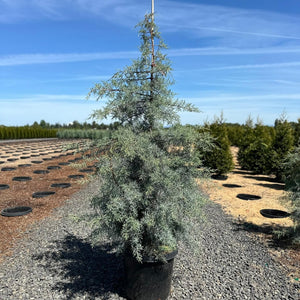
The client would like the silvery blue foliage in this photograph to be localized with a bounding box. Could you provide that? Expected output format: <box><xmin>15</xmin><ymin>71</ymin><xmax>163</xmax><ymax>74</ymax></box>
<box><xmin>86</xmin><ymin>14</ymin><xmax>212</xmax><ymax>261</ymax></box>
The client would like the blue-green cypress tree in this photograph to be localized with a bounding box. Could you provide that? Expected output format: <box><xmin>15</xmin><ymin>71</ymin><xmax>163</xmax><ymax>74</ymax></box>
<box><xmin>86</xmin><ymin>14</ymin><xmax>212</xmax><ymax>262</ymax></box>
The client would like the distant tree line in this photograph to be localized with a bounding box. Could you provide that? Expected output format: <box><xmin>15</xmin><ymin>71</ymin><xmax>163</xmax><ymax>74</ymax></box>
<box><xmin>0</xmin><ymin>126</ymin><xmax>57</xmax><ymax>139</ymax></box>
<box><xmin>30</xmin><ymin>119</ymin><xmax>121</xmax><ymax>130</ymax></box>
<box><xmin>0</xmin><ymin>119</ymin><xmax>121</xmax><ymax>140</ymax></box>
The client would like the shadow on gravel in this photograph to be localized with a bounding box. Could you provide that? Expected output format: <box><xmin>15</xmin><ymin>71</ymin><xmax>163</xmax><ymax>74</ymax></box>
<box><xmin>32</xmin><ymin>234</ymin><xmax>125</xmax><ymax>300</ymax></box>
<box><xmin>232</xmin><ymin>221</ymin><xmax>295</xmax><ymax>249</ymax></box>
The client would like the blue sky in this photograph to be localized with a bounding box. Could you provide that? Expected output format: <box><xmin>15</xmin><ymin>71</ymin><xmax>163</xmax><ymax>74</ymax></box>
<box><xmin>0</xmin><ymin>0</ymin><xmax>300</xmax><ymax>126</ymax></box>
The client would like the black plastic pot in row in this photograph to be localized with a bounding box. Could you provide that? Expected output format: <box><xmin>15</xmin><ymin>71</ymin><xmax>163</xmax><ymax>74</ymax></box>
<box><xmin>51</xmin><ymin>183</ymin><xmax>71</xmax><ymax>188</ymax></box>
<box><xmin>1</xmin><ymin>206</ymin><xmax>32</xmax><ymax>217</ymax></box>
<box><xmin>223</xmin><ymin>184</ymin><xmax>242</xmax><ymax>188</ymax></box>
<box><xmin>33</xmin><ymin>170</ymin><xmax>49</xmax><ymax>174</ymax></box>
<box><xmin>68</xmin><ymin>174</ymin><xmax>84</xmax><ymax>179</ymax></box>
<box><xmin>47</xmin><ymin>166</ymin><xmax>61</xmax><ymax>170</ymax></box>
<box><xmin>236</xmin><ymin>194</ymin><xmax>261</xmax><ymax>200</ymax></box>
<box><xmin>32</xmin><ymin>191</ymin><xmax>55</xmax><ymax>198</ymax></box>
<box><xmin>12</xmin><ymin>176</ymin><xmax>32</xmax><ymax>182</ymax></box>
<box><xmin>1</xmin><ymin>167</ymin><xmax>17</xmax><ymax>171</ymax></box>
<box><xmin>260</xmin><ymin>209</ymin><xmax>291</xmax><ymax>218</ymax></box>
<box><xmin>0</xmin><ymin>184</ymin><xmax>9</xmax><ymax>190</ymax></box>
<box><xmin>79</xmin><ymin>169</ymin><xmax>94</xmax><ymax>173</ymax></box>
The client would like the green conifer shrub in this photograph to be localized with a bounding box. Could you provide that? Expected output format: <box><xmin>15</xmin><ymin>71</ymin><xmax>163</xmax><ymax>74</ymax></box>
<box><xmin>202</xmin><ymin>118</ymin><xmax>234</xmax><ymax>175</ymax></box>
<box><xmin>272</xmin><ymin>115</ymin><xmax>294</xmax><ymax>178</ymax></box>
<box><xmin>237</xmin><ymin>117</ymin><xmax>256</xmax><ymax>167</ymax></box>
<box><xmin>281</xmin><ymin>146</ymin><xmax>300</xmax><ymax>244</ymax></box>
<box><xmin>85</xmin><ymin>14</ymin><xmax>212</xmax><ymax>262</ymax></box>
<box><xmin>292</xmin><ymin>118</ymin><xmax>300</xmax><ymax>146</ymax></box>
<box><xmin>238</xmin><ymin>121</ymin><xmax>276</xmax><ymax>174</ymax></box>
<box><xmin>226</xmin><ymin>123</ymin><xmax>246</xmax><ymax>147</ymax></box>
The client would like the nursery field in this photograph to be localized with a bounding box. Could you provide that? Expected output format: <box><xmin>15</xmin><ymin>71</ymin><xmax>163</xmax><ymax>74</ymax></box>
<box><xmin>203</xmin><ymin>146</ymin><xmax>299</xmax><ymax>280</ymax></box>
<box><xmin>0</xmin><ymin>140</ymin><xmax>298</xmax><ymax>281</ymax></box>
<box><xmin>0</xmin><ymin>139</ymin><xmax>95</xmax><ymax>262</ymax></box>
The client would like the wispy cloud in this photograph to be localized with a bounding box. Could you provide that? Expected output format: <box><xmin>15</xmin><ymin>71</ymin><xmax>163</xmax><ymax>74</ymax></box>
<box><xmin>1</xmin><ymin>0</ymin><xmax>300</xmax><ymax>48</ymax></box>
<box><xmin>2</xmin><ymin>46</ymin><xmax>300</xmax><ymax>67</ymax></box>
<box><xmin>0</xmin><ymin>51</ymin><xmax>138</xmax><ymax>66</ymax></box>
<box><xmin>0</xmin><ymin>94</ymin><xmax>86</xmax><ymax>102</ymax></box>
<box><xmin>168</xmin><ymin>46</ymin><xmax>300</xmax><ymax>56</ymax></box>
<box><xmin>188</xmin><ymin>93</ymin><xmax>300</xmax><ymax>103</ymax></box>
<box><xmin>204</xmin><ymin>61</ymin><xmax>300</xmax><ymax>71</ymax></box>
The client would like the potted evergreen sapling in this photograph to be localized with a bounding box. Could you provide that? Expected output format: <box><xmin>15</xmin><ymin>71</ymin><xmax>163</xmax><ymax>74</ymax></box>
<box><xmin>87</xmin><ymin>14</ymin><xmax>212</xmax><ymax>300</ymax></box>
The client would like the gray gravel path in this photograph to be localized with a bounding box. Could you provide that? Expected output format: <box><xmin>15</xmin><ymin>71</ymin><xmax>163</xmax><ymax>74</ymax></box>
<box><xmin>0</xmin><ymin>180</ymin><xmax>299</xmax><ymax>299</ymax></box>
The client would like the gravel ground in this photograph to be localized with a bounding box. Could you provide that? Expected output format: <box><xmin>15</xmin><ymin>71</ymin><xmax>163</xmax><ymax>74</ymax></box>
<box><xmin>0</xmin><ymin>180</ymin><xmax>299</xmax><ymax>300</ymax></box>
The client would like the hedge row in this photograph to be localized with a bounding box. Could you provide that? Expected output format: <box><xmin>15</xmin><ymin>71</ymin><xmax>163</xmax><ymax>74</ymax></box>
<box><xmin>0</xmin><ymin>126</ymin><xmax>57</xmax><ymax>139</ymax></box>
<box><xmin>57</xmin><ymin>129</ymin><xmax>112</xmax><ymax>140</ymax></box>
<box><xmin>236</xmin><ymin>117</ymin><xmax>296</xmax><ymax>178</ymax></box>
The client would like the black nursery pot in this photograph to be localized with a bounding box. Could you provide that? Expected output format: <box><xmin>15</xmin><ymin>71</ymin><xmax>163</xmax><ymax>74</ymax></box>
<box><xmin>124</xmin><ymin>249</ymin><xmax>177</xmax><ymax>300</ymax></box>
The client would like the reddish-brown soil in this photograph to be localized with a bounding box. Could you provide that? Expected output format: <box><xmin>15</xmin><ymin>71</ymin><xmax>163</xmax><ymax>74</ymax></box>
<box><xmin>0</xmin><ymin>139</ymin><xmax>95</xmax><ymax>263</ymax></box>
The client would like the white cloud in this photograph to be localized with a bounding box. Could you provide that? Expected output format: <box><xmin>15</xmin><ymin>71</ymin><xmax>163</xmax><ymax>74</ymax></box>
<box><xmin>1</xmin><ymin>1</ymin><xmax>300</xmax><ymax>48</ymax></box>
<box><xmin>204</xmin><ymin>61</ymin><xmax>300</xmax><ymax>71</ymax></box>
<box><xmin>187</xmin><ymin>93</ymin><xmax>300</xmax><ymax>103</ymax></box>
<box><xmin>168</xmin><ymin>46</ymin><xmax>300</xmax><ymax>56</ymax></box>
<box><xmin>0</xmin><ymin>51</ymin><xmax>138</xmax><ymax>66</ymax></box>
<box><xmin>2</xmin><ymin>46</ymin><xmax>300</xmax><ymax>67</ymax></box>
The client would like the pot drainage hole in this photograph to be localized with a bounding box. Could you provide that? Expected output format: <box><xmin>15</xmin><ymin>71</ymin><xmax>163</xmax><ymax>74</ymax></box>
<box><xmin>1</xmin><ymin>206</ymin><xmax>32</xmax><ymax>217</ymax></box>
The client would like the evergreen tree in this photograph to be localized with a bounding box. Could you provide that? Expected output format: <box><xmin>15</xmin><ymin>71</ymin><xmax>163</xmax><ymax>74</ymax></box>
<box><xmin>86</xmin><ymin>14</ymin><xmax>211</xmax><ymax>261</ymax></box>
<box><xmin>293</xmin><ymin>118</ymin><xmax>300</xmax><ymax>146</ymax></box>
<box><xmin>88</xmin><ymin>15</ymin><xmax>196</xmax><ymax>131</ymax></box>
<box><xmin>282</xmin><ymin>146</ymin><xmax>300</xmax><ymax>244</ymax></box>
<box><xmin>202</xmin><ymin>116</ymin><xmax>234</xmax><ymax>175</ymax></box>
<box><xmin>272</xmin><ymin>114</ymin><xmax>294</xmax><ymax>178</ymax></box>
